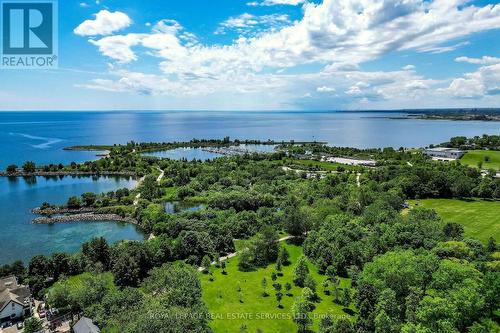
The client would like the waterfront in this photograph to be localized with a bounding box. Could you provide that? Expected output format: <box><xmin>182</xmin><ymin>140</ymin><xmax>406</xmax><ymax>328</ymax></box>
<box><xmin>0</xmin><ymin>110</ymin><xmax>499</xmax><ymax>265</ymax></box>
<box><xmin>0</xmin><ymin>175</ymin><xmax>143</xmax><ymax>265</ymax></box>
<box><xmin>1</xmin><ymin>111</ymin><xmax>499</xmax><ymax>168</ymax></box>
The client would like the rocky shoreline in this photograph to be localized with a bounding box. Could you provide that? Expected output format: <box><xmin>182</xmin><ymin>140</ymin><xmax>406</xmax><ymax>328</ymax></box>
<box><xmin>32</xmin><ymin>207</ymin><xmax>95</xmax><ymax>215</ymax></box>
<box><xmin>0</xmin><ymin>171</ymin><xmax>136</xmax><ymax>177</ymax></box>
<box><xmin>32</xmin><ymin>213</ymin><xmax>138</xmax><ymax>225</ymax></box>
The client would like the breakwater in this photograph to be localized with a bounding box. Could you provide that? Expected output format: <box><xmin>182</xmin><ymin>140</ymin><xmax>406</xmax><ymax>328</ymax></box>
<box><xmin>31</xmin><ymin>207</ymin><xmax>95</xmax><ymax>215</ymax></box>
<box><xmin>33</xmin><ymin>213</ymin><xmax>138</xmax><ymax>225</ymax></box>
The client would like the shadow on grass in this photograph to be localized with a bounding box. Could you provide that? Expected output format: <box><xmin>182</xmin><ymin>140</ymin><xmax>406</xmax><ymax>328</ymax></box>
<box><xmin>343</xmin><ymin>308</ymin><xmax>356</xmax><ymax>316</ymax></box>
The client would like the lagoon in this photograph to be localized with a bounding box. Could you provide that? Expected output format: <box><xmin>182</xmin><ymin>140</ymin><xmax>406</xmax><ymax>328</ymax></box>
<box><xmin>0</xmin><ymin>175</ymin><xmax>143</xmax><ymax>265</ymax></box>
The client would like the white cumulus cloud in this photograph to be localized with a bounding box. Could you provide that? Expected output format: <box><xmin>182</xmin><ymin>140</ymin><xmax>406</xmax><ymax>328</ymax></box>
<box><xmin>74</xmin><ymin>10</ymin><xmax>131</xmax><ymax>36</ymax></box>
<box><xmin>455</xmin><ymin>56</ymin><xmax>500</xmax><ymax>65</ymax></box>
<box><xmin>317</xmin><ymin>86</ymin><xmax>336</xmax><ymax>93</ymax></box>
<box><xmin>248</xmin><ymin>0</ymin><xmax>305</xmax><ymax>6</ymax></box>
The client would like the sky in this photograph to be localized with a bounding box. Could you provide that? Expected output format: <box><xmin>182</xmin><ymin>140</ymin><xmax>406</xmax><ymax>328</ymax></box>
<box><xmin>1</xmin><ymin>0</ymin><xmax>500</xmax><ymax>111</ymax></box>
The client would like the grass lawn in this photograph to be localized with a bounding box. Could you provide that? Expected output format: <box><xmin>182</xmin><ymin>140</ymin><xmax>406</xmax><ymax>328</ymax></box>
<box><xmin>201</xmin><ymin>243</ymin><xmax>354</xmax><ymax>333</ymax></box>
<box><xmin>460</xmin><ymin>150</ymin><xmax>500</xmax><ymax>170</ymax></box>
<box><xmin>409</xmin><ymin>198</ymin><xmax>500</xmax><ymax>242</ymax></box>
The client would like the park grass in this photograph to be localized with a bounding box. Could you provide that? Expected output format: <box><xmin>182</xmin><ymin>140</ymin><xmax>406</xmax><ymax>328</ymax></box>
<box><xmin>160</xmin><ymin>186</ymin><xmax>178</xmax><ymax>201</ymax></box>
<box><xmin>409</xmin><ymin>198</ymin><xmax>500</xmax><ymax>242</ymax></box>
<box><xmin>460</xmin><ymin>150</ymin><xmax>500</xmax><ymax>170</ymax></box>
<box><xmin>201</xmin><ymin>243</ymin><xmax>354</xmax><ymax>333</ymax></box>
<box><xmin>289</xmin><ymin>159</ymin><xmax>362</xmax><ymax>172</ymax></box>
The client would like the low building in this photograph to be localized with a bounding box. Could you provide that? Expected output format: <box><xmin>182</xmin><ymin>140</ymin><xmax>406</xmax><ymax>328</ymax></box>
<box><xmin>0</xmin><ymin>276</ymin><xmax>32</xmax><ymax>324</ymax></box>
<box><xmin>424</xmin><ymin>147</ymin><xmax>465</xmax><ymax>160</ymax></box>
<box><xmin>322</xmin><ymin>156</ymin><xmax>376</xmax><ymax>167</ymax></box>
<box><xmin>73</xmin><ymin>317</ymin><xmax>101</xmax><ymax>333</ymax></box>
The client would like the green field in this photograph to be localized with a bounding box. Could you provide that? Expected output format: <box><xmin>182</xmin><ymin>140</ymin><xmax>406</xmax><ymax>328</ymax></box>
<box><xmin>201</xmin><ymin>243</ymin><xmax>353</xmax><ymax>333</ymax></box>
<box><xmin>460</xmin><ymin>150</ymin><xmax>500</xmax><ymax>170</ymax></box>
<box><xmin>289</xmin><ymin>159</ymin><xmax>362</xmax><ymax>172</ymax></box>
<box><xmin>410</xmin><ymin>198</ymin><xmax>500</xmax><ymax>242</ymax></box>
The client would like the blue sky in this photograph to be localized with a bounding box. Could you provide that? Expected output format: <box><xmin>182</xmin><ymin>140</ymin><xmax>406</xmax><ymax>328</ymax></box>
<box><xmin>1</xmin><ymin>0</ymin><xmax>500</xmax><ymax>110</ymax></box>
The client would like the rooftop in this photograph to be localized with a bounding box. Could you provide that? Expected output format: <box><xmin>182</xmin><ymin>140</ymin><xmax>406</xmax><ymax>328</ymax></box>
<box><xmin>73</xmin><ymin>317</ymin><xmax>101</xmax><ymax>333</ymax></box>
<box><xmin>0</xmin><ymin>276</ymin><xmax>31</xmax><ymax>313</ymax></box>
<box><xmin>426</xmin><ymin>147</ymin><xmax>464</xmax><ymax>152</ymax></box>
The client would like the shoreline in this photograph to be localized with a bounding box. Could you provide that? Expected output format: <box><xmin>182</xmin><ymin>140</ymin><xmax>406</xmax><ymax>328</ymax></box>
<box><xmin>32</xmin><ymin>213</ymin><xmax>139</xmax><ymax>225</ymax></box>
<box><xmin>0</xmin><ymin>171</ymin><xmax>136</xmax><ymax>177</ymax></box>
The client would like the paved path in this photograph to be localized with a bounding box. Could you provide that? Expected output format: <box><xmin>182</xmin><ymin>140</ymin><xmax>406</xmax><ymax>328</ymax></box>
<box><xmin>133</xmin><ymin>167</ymin><xmax>164</xmax><ymax>206</ymax></box>
<box><xmin>198</xmin><ymin>235</ymin><xmax>295</xmax><ymax>272</ymax></box>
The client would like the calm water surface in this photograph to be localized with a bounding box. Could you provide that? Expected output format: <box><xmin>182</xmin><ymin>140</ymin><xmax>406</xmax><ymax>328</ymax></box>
<box><xmin>0</xmin><ymin>111</ymin><xmax>498</xmax><ymax>264</ymax></box>
<box><xmin>0</xmin><ymin>175</ymin><xmax>142</xmax><ymax>265</ymax></box>
<box><xmin>1</xmin><ymin>111</ymin><xmax>499</xmax><ymax>168</ymax></box>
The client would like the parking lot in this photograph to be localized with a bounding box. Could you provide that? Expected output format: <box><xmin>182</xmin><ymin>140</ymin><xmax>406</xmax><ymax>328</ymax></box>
<box><xmin>0</xmin><ymin>324</ymin><xmax>23</xmax><ymax>333</ymax></box>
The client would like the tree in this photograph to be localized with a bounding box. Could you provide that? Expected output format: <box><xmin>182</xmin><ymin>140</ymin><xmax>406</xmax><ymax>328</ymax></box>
<box><xmin>112</xmin><ymin>254</ymin><xmax>140</xmax><ymax>287</ymax></box>
<box><xmin>261</xmin><ymin>277</ymin><xmax>268</xmax><ymax>297</ymax></box>
<box><xmin>284</xmin><ymin>204</ymin><xmax>310</xmax><ymax>237</ymax></box>
<box><xmin>375</xmin><ymin>310</ymin><xmax>395</xmax><ymax>333</ymax></box>
<box><xmin>141</xmin><ymin>175</ymin><xmax>161</xmax><ymax>201</ymax></box>
<box><xmin>285</xmin><ymin>282</ymin><xmax>292</xmax><ymax>296</ymax></box>
<box><xmin>238</xmin><ymin>249</ymin><xmax>253</xmax><ymax>272</ymax></box>
<box><xmin>293</xmin><ymin>256</ymin><xmax>309</xmax><ymax>287</ymax></box>
<box><xmin>81</xmin><ymin>192</ymin><xmax>97</xmax><ymax>207</ymax></box>
<box><xmin>322</xmin><ymin>279</ymin><xmax>330</xmax><ymax>295</ymax></box>
<box><xmin>6</xmin><ymin>164</ymin><xmax>17</xmax><ymax>174</ymax></box>
<box><xmin>487</xmin><ymin>237</ymin><xmax>497</xmax><ymax>253</ymax></box>
<box><xmin>304</xmin><ymin>275</ymin><xmax>316</xmax><ymax>294</ymax></box>
<box><xmin>221</xmin><ymin>261</ymin><xmax>227</xmax><ymax>275</ymax></box>
<box><xmin>292</xmin><ymin>296</ymin><xmax>312</xmax><ymax>333</ymax></box>
<box><xmin>443</xmin><ymin>223</ymin><xmax>464</xmax><ymax>240</ymax></box>
<box><xmin>201</xmin><ymin>255</ymin><xmax>212</xmax><ymax>274</ymax></box>
<box><xmin>24</xmin><ymin>317</ymin><xmax>43</xmax><ymax>333</ymax></box>
<box><xmin>276</xmin><ymin>258</ymin><xmax>283</xmax><ymax>275</ymax></box>
<box><xmin>341</xmin><ymin>288</ymin><xmax>352</xmax><ymax>308</ymax></box>
<box><xmin>333</xmin><ymin>317</ymin><xmax>354</xmax><ymax>333</ymax></box>
<box><xmin>237</xmin><ymin>282</ymin><xmax>243</xmax><ymax>303</ymax></box>
<box><xmin>250</xmin><ymin>226</ymin><xmax>279</xmax><ymax>267</ymax></box>
<box><xmin>22</xmin><ymin>161</ymin><xmax>36</xmax><ymax>173</ymax></box>
<box><xmin>278</xmin><ymin>246</ymin><xmax>291</xmax><ymax>266</ymax></box>
<box><xmin>82</xmin><ymin>237</ymin><xmax>110</xmax><ymax>269</ymax></box>
<box><xmin>302</xmin><ymin>287</ymin><xmax>315</xmax><ymax>309</ymax></box>
<box><xmin>276</xmin><ymin>290</ymin><xmax>283</xmax><ymax>308</ymax></box>
<box><xmin>67</xmin><ymin>196</ymin><xmax>81</xmax><ymax>209</ymax></box>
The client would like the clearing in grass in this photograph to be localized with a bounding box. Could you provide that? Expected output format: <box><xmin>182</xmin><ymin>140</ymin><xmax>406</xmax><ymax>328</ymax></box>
<box><xmin>200</xmin><ymin>243</ymin><xmax>354</xmax><ymax>333</ymax></box>
<box><xmin>410</xmin><ymin>198</ymin><xmax>500</xmax><ymax>242</ymax></box>
<box><xmin>460</xmin><ymin>150</ymin><xmax>500</xmax><ymax>170</ymax></box>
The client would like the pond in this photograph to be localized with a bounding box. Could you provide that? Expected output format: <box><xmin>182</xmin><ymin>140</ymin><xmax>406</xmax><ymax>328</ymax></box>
<box><xmin>165</xmin><ymin>201</ymin><xmax>205</xmax><ymax>214</ymax></box>
<box><xmin>144</xmin><ymin>147</ymin><xmax>223</xmax><ymax>161</ymax></box>
<box><xmin>143</xmin><ymin>144</ymin><xmax>277</xmax><ymax>161</ymax></box>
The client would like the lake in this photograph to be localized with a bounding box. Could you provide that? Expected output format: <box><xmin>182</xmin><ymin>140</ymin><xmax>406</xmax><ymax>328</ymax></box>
<box><xmin>1</xmin><ymin>111</ymin><xmax>499</xmax><ymax>169</ymax></box>
<box><xmin>0</xmin><ymin>175</ymin><xmax>143</xmax><ymax>265</ymax></box>
<box><xmin>0</xmin><ymin>110</ymin><xmax>498</xmax><ymax>265</ymax></box>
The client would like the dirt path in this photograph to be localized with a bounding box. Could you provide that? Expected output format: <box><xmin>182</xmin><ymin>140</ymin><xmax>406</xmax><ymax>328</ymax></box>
<box><xmin>198</xmin><ymin>235</ymin><xmax>295</xmax><ymax>272</ymax></box>
<box><xmin>133</xmin><ymin>167</ymin><xmax>164</xmax><ymax>206</ymax></box>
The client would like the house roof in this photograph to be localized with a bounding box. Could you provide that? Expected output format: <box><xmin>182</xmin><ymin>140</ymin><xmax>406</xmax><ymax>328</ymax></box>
<box><xmin>0</xmin><ymin>276</ymin><xmax>31</xmax><ymax>312</ymax></box>
<box><xmin>73</xmin><ymin>317</ymin><xmax>101</xmax><ymax>333</ymax></box>
<box><xmin>426</xmin><ymin>147</ymin><xmax>464</xmax><ymax>153</ymax></box>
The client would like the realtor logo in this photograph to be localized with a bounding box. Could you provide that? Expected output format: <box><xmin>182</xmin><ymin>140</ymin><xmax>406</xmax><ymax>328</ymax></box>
<box><xmin>1</xmin><ymin>0</ymin><xmax>58</xmax><ymax>68</ymax></box>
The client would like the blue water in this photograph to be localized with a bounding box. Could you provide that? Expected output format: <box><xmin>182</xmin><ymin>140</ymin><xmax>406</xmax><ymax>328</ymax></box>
<box><xmin>1</xmin><ymin>111</ymin><xmax>499</xmax><ymax>169</ymax></box>
<box><xmin>165</xmin><ymin>201</ymin><xmax>205</xmax><ymax>214</ymax></box>
<box><xmin>0</xmin><ymin>175</ymin><xmax>142</xmax><ymax>265</ymax></box>
<box><xmin>0</xmin><ymin>111</ymin><xmax>498</xmax><ymax>265</ymax></box>
<box><xmin>145</xmin><ymin>147</ymin><xmax>223</xmax><ymax>161</ymax></box>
